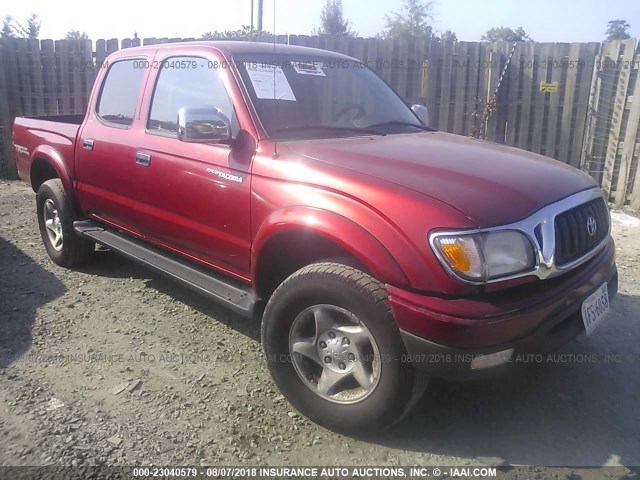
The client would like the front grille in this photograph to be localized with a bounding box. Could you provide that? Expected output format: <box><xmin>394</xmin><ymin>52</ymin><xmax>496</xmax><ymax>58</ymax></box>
<box><xmin>554</xmin><ymin>197</ymin><xmax>609</xmax><ymax>266</ymax></box>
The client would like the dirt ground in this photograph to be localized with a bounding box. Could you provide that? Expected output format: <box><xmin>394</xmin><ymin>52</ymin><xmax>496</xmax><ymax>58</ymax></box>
<box><xmin>1</xmin><ymin>179</ymin><xmax>640</xmax><ymax>473</ymax></box>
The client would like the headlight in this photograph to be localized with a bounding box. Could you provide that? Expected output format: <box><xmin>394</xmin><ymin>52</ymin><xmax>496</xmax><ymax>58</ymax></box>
<box><xmin>431</xmin><ymin>230</ymin><xmax>536</xmax><ymax>283</ymax></box>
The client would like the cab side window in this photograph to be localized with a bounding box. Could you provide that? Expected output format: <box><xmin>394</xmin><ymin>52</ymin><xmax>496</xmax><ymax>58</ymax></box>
<box><xmin>97</xmin><ymin>59</ymin><xmax>145</xmax><ymax>127</ymax></box>
<box><xmin>148</xmin><ymin>57</ymin><xmax>238</xmax><ymax>137</ymax></box>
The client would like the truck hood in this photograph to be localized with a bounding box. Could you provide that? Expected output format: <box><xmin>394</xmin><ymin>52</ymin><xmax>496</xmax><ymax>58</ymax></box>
<box><xmin>286</xmin><ymin>131</ymin><xmax>597</xmax><ymax>227</ymax></box>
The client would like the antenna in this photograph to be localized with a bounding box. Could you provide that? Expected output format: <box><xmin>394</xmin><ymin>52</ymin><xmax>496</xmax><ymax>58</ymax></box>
<box><xmin>272</xmin><ymin>0</ymin><xmax>276</xmax><ymax>99</ymax></box>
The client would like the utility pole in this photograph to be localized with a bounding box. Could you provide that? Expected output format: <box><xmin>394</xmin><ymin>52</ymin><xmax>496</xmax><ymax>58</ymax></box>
<box><xmin>250</xmin><ymin>0</ymin><xmax>254</xmax><ymax>32</ymax></box>
<box><xmin>257</xmin><ymin>0</ymin><xmax>264</xmax><ymax>32</ymax></box>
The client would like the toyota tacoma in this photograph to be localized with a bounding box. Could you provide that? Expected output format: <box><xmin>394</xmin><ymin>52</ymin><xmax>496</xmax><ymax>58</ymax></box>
<box><xmin>12</xmin><ymin>41</ymin><xmax>617</xmax><ymax>432</ymax></box>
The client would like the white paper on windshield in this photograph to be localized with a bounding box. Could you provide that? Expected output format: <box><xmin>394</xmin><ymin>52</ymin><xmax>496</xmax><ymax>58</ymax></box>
<box><xmin>292</xmin><ymin>61</ymin><xmax>326</xmax><ymax>76</ymax></box>
<box><xmin>246</xmin><ymin>64</ymin><xmax>296</xmax><ymax>101</ymax></box>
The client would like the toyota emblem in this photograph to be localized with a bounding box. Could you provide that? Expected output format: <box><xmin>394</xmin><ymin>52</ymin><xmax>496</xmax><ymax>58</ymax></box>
<box><xmin>586</xmin><ymin>216</ymin><xmax>597</xmax><ymax>237</ymax></box>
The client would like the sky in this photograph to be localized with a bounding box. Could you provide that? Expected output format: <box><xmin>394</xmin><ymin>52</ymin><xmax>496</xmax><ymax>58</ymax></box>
<box><xmin>3</xmin><ymin>0</ymin><xmax>640</xmax><ymax>42</ymax></box>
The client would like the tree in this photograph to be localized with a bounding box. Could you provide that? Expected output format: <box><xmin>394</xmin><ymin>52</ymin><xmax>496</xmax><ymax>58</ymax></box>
<box><xmin>605</xmin><ymin>19</ymin><xmax>630</xmax><ymax>40</ymax></box>
<box><xmin>481</xmin><ymin>26</ymin><xmax>532</xmax><ymax>42</ymax></box>
<box><xmin>14</xmin><ymin>14</ymin><xmax>41</xmax><ymax>39</ymax></box>
<box><xmin>2</xmin><ymin>14</ymin><xmax>42</xmax><ymax>39</ymax></box>
<box><xmin>439</xmin><ymin>29</ymin><xmax>458</xmax><ymax>42</ymax></box>
<box><xmin>380</xmin><ymin>0</ymin><xmax>435</xmax><ymax>39</ymax></box>
<box><xmin>315</xmin><ymin>0</ymin><xmax>357</xmax><ymax>36</ymax></box>
<box><xmin>66</xmin><ymin>30</ymin><xmax>89</xmax><ymax>40</ymax></box>
<box><xmin>201</xmin><ymin>25</ymin><xmax>269</xmax><ymax>40</ymax></box>
<box><xmin>1</xmin><ymin>15</ymin><xmax>16</xmax><ymax>38</ymax></box>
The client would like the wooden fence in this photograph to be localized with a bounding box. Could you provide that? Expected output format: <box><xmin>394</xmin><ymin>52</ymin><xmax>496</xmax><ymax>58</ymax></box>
<box><xmin>1</xmin><ymin>35</ymin><xmax>639</xmax><ymax>209</ymax></box>
<box><xmin>582</xmin><ymin>40</ymin><xmax>640</xmax><ymax>208</ymax></box>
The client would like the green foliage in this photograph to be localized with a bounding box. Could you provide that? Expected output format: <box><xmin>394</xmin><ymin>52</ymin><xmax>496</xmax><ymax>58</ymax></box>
<box><xmin>201</xmin><ymin>25</ymin><xmax>269</xmax><ymax>40</ymax></box>
<box><xmin>315</xmin><ymin>0</ymin><xmax>357</xmax><ymax>36</ymax></box>
<box><xmin>481</xmin><ymin>26</ymin><xmax>532</xmax><ymax>42</ymax></box>
<box><xmin>1</xmin><ymin>15</ymin><xmax>15</xmax><ymax>38</ymax></box>
<box><xmin>66</xmin><ymin>30</ymin><xmax>88</xmax><ymax>40</ymax></box>
<box><xmin>2</xmin><ymin>14</ymin><xmax>41</xmax><ymax>39</ymax></box>
<box><xmin>380</xmin><ymin>0</ymin><xmax>435</xmax><ymax>39</ymax></box>
<box><xmin>18</xmin><ymin>14</ymin><xmax>41</xmax><ymax>39</ymax></box>
<box><xmin>439</xmin><ymin>30</ymin><xmax>458</xmax><ymax>42</ymax></box>
<box><xmin>605</xmin><ymin>19</ymin><xmax>631</xmax><ymax>40</ymax></box>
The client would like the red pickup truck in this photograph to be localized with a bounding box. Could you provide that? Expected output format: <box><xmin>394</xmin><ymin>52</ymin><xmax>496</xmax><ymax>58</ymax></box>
<box><xmin>13</xmin><ymin>41</ymin><xmax>617</xmax><ymax>432</ymax></box>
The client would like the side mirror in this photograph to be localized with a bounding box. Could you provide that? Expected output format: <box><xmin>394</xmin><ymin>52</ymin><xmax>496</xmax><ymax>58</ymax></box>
<box><xmin>177</xmin><ymin>106</ymin><xmax>232</xmax><ymax>143</ymax></box>
<box><xmin>411</xmin><ymin>104</ymin><xmax>430</xmax><ymax>126</ymax></box>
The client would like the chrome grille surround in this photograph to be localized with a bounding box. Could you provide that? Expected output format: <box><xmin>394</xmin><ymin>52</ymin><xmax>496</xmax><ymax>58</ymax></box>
<box><xmin>429</xmin><ymin>188</ymin><xmax>611</xmax><ymax>285</ymax></box>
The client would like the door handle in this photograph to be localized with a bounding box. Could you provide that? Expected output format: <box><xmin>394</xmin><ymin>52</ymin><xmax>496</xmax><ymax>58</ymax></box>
<box><xmin>135</xmin><ymin>152</ymin><xmax>151</xmax><ymax>167</ymax></box>
<box><xmin>83</xmin><ymin>138</ymin><xmax>94</xmax><ymax>150</ymax></box>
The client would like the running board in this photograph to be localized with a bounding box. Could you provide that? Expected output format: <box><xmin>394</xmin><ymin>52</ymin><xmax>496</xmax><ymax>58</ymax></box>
<box><xmin>73</xmin><ymin>220</ymin><xmax>255</xmax><ymax>317</ymax></box>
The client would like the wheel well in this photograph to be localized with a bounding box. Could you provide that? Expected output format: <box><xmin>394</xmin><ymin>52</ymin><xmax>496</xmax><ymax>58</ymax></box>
<box><xmin>254</xmin><ymin>231</ymin><xmax>367</xmax><ymax>301</ymax></box>
<box><xmin>30</xmin><ymin>158</ymin><xmax>58</xmax><ymax>192</ymax></box>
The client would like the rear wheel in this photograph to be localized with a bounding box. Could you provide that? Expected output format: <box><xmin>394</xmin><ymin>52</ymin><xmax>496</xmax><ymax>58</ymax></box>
<box><xmin>36</xmin><ymin>179</ymin><xmax>94</xmax><ymax>267</ymax></box>
<box><xmin>262</xmin><ymin>262</ymin><xmax>422</xmax><ymax>432</ymax></box>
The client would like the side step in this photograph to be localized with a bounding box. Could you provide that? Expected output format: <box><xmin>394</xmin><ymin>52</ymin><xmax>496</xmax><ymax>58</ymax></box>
<box><xmin>74</xmin><ymin>220</ymin><xmax>255</xmax><ymax>318</ymax></box>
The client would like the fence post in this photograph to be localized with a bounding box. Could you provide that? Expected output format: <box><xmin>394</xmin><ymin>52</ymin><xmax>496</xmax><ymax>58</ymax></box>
<box><xmin>425</xmin><ymin>38</ymin><xmax>440</xmax><ymax>129</ymax></box>
<box><xmin>572</xmin><ymin>42</ymin><xmax>600</xmax><ymax>169</ymax></box>
<box><xmin>483</xmin><ymin>46</ymin><xmax>503</xmax><ymax>141</ymax></box>
<box><xmin>542</xmin><ymin>43</ymin><xmax>567</xmax><ymax>158</ymax></box>
<box><xmin>438</xmin><ymin>40</ymin><xmax>454</xmax><ymax>133</ymax></box>
<box><xmin>631</xmin><ymin>156</ymin><xmax>640</xmax><ymax>210</ymax></box>
<box><xmin>0</xmin><ymin>40</ymin><xmax>16</xmax><ymax>178</ymax></box>
<box><xmin>600</xmin><ymin>40</ymin><xmax>635</xmax><ymax>199</ymax></box>
<box><xmin>580</xmin><ymin>44</ymin><xmax>604</xmax><ymax>175</ymax></box>
<box><xmin>613</xmin><ymin>49</ymin><xmax>640</xmax><ymax>206</ymax></box>
<box><xmin>41</xmin><ymin>40</ymin><xmax>58</xmax><ymax>115</ymax></box>
<box><xmin>452</xmin><ymin>42</ymin><xmax>469</xmax><ymax>135</ymax></box>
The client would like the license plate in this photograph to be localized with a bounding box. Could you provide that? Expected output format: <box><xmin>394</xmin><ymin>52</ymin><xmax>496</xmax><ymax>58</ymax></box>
<box><xmin>581</xmin><ymin>282</ymin><xmax>610</xmax><ymax>336</ymax></box>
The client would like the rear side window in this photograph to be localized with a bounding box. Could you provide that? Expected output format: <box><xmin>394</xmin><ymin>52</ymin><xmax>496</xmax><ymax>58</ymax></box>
<box><xmin>97</xmin><ymin>59</ymin><xmax>145</xmax><ymax>127</ymax></box>
<box><xmin>148</xmin><ymin>56</ymin><xmax>238</xmax><ymax>136</ymax></box>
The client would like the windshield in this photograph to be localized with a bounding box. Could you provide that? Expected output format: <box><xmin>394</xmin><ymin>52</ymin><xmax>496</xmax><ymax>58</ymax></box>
<box><xmin>234</xmin><ymin>54</ymin><xmax>425</xmax><ymax>140</ymax></box>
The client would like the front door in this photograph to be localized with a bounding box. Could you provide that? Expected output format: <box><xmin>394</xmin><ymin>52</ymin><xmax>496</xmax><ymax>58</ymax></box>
<box><xmin>132</xmin><ymin>53</ymin><xmax>254</xmax><ymax>278</ymax></box>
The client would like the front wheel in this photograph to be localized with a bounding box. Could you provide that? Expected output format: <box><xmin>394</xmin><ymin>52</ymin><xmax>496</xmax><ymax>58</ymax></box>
<box><xmin>262</xmin><ymin>262</ymin><xmax>421</xmax><ymax>432</ymax></box>
<box><xmin>36</xmin><ymin>179</ymin><xmax>94</xmax><ymax>267</ymax></box>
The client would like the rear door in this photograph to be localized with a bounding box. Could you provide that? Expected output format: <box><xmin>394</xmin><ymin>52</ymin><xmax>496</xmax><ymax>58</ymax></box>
<box><xmin>131</xmin><ymin>51</ymin><xmax>254</xmax><ymax>278</ymax></box>
<box><xmin>75</xmin><ymin>54</ymin><xmax>153</xmax><ymax>232</ymax></box>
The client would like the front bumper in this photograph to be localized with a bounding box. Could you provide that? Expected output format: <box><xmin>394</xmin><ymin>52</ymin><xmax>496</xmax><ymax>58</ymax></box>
<box><xmin>388</xmin><ymin>236</ymin><xmax>618</xmax><ymax>380</ymax></box>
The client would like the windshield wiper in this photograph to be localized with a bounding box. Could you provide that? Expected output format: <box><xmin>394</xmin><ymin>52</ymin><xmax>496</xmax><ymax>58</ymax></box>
<box><xmin>270</xmin><ymin>125</ymin><xmax>386</xmax><ymax>137</ymax></box>
<box><xmin>366</xmin><ymin>121</ymin><xmax>436</xmax><ymax>132</ymax></box>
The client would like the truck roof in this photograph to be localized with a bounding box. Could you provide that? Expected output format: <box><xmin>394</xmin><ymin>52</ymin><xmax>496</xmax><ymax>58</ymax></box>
<box><xmin>111</xmin><ymin>41</ymin><xmax>357</xmax><ymax>61</ymax></box>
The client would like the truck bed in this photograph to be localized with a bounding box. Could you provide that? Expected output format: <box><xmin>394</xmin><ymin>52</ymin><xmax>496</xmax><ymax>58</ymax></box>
<box><xmin>12</xmin><ymin>115</ymin><xmax>83</xmax><ymax>185</ymax></box>
<box><xmin>28</xmin><ymin>114</ymin><xmax>85</xmax><ymax>124</ymax></box>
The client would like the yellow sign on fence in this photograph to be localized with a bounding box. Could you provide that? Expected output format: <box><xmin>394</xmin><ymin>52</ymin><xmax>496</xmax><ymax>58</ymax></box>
<box><xmin>540</xmin><ymin>81</ymin><xmax>559</xmax><ymax>93</ymax></box>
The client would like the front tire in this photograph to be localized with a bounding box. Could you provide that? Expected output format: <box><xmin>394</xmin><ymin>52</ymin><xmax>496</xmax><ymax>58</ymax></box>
<box><xmin>262</xmin><ymin>262</ymin><xmax>418</xmax><ymax>432</ymax></box>
<box><xmin>36</xmin><ymin>179</ymin><xmax>94</xmax><ymax>267</ymax></box>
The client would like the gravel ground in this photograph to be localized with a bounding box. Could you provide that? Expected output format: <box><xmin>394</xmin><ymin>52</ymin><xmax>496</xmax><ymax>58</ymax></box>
<box><xmin>1</xmin><ymin>180</ymin><xmax>639</xmax><ymax>473</ymax></box>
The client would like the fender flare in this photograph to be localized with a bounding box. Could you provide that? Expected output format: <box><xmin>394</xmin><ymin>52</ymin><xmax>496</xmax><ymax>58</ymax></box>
<box><xmin>29</xmin><ymin>145</ymin><xmax>74</xmax><ymax>194</ymax></box>
<box><xmin>252</xmin><ymin>206</ymin><xmax>409</xmax><ymax>287</ymax></box>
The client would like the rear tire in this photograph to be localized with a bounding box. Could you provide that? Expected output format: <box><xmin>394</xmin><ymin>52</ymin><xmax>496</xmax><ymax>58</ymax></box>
<box><xmin>262</xmin><ymin>262</ymin><xmax>420</xmax><ymax>432</ymax></box>
<box><xmin>36</xmin><ymin>179</ymin><xmax>94</xmax><ymax>267</ymax></box>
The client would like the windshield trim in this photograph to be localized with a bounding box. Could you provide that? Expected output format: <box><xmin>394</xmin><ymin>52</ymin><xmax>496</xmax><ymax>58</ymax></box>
<box><xmin>231</xmin><ymin>52</ymin><xmax>428</xmax><ymax>142</ymax></box>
